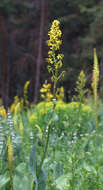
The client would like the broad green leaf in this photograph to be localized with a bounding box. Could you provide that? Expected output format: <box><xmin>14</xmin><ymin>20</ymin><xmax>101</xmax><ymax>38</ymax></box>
<box><xmin>54</xmin><ymin>162</ymin><xmax>64</xmax><ymax>180</ymax></box>
<box><xmin>0</xmin><ymin>172</ymin><xmax>10</xmax><ymax>189</ymax></box>
<box><xmin>29</xmin><ymin>145</ymin><xmax>38</xmax><ymax>189</ymax></box>
<box><xmin>55</xmin><ymin>174</ymin><xmax>69</xmax><ymax>190</ymax></box>
<box><xmin>38</xmin><ymin>167</ymin><xmax>46</xmax><ymax>190</ymax></box>
<box><xmin>13</xmin><ymin>162</ymin><xmax>33</xmax><ymax>190</ymax></box>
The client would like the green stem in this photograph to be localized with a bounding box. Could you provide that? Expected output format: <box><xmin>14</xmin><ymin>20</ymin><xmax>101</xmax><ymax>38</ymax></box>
<box><xmin>71</xmin><ymin>154</ymin><xmax>75</xmax><ymax>190</ymax></box>
<box><xmin>37</xmin><ymin>78</ymin><xmax>57</xmax><ymax>178</ymax></box>
<box><xmin>9</xmin><ymin>169</ymin><xmax>13</xmax><ymax>190</ymax></box>
<box><xmin>53</xmin><ymin>82</ymin><xmax>56</xmax><ymax>99</ymax></box>
<box><xmin>37</xmin><ymin>121</ymin><xmax>51</xmax><ymax>178</ymax></box>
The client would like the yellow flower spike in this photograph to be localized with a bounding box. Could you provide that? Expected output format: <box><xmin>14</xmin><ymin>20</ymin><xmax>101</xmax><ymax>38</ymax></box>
<box><xmin>20</xmin><ymin>98</ymin><xmax>24</xmax><ymax>111</ymax></box>
<box><xmin>56</xmin><ymin>87</ymin><xmax>64</xmax><ymax>101</ymax></box>
<box><xmin>24</xmin><ymin>81</ymin><xmax>30</xmax><ymax>91</ymax></box>
<box><xmin>74</xmin><ymin>70</ymin><xmax>87</xmax><ymax>103</ymax></box>
<box><xmin>93</xmin><ymin>48</ymin><xmax>99</xmax><ymax>130</ymax></box>
<box><xmin>14</xmin><ymin>96</ymin><xmax>19</xmax><ymax>105</ymax></box>
<box><xmin>46</xmin><ymin>20</ymin><xmax>64</xmax><ymax>98</ymax></box>
<box><xmin>19</xmin><ymin>117</ymin><xmax>24</xmax><ymax>140</ymax></box>
<box><xmin>10</xmin><ymin>103</ymin><xmax>15</xmax><ymax>114</ymax></box>
<box><xmin>7</xmin><ymin>137</ymin><xmax>14</xmax><ymax>190</ymax></box>
<box><xmin>24</xmin><ymin>81</ymin><xmax>30</xmax><ymax>108</ymax></box>
<box><xmin>0</xmin><ymin>106</ymin><xmax>7</xmax><ymax>118</ymax></box>
<box><xmin>7</xmin><ymin>137</ymin><xmax>13</xmax><ymax>171</ymax></box>
<box><xmin>15</xmin><ymin>103</ymin><xmax>21</xmax><ymax>115</ymax></box>
<box><xmin>41</xmin><ymin>94</ymin><xmax>45</xmax><ymax>99</ymax></box>
<box><xmin>40</xmin><ymin>88</ymin><xmax>47</xmax><ymax>93</ymax></box>
<box><xmin>40</xmin><ymin>83</ymin><xmax>53</xmax><ymax>102</ymax></box>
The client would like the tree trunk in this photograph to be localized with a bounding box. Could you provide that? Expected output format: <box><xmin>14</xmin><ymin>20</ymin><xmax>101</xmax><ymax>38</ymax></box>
<box><xmin>0</xmin><ymin>14</ymin><xmax>8</xmax><ymax>107</ymax></box>
<box><xmin>34</xmin><ymin>0</ymin><xmax>46</xmax><ymax>103</ymax></box>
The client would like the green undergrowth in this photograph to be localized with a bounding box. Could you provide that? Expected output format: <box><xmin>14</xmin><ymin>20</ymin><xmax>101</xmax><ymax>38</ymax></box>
<box><xmin>29</xmin><ymin>101</ymin><xmax>93</xmax><ymax>135</ymax></box>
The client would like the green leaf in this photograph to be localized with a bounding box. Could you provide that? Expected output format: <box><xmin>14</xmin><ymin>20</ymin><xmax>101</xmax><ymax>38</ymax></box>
<box><xmin>54</xmin><ymin>162</ymin><xmax>64</xmax><ymax>180</ymax></box>
<box><xmin>38</xmin><ymin>167</ymin><xmax>46</xmax><ymax>190</ymax></box>
<box><xmin>55</xmin><ymin>174</ymin><xmax>69</xmax><ymax>190</ymax></box>
<box><xmin>50</xmin><ymin>110</ymin><xmax>59</xmax><ymax>122</ymax></box>
<box><xmin>13</xmin><ymin>162</ymin><xmax>33</xmax><ymax>190</ymax></box>
<box><xmin>0</xmin><ymin>172</ymin><xmax>10</xmax><ymax>189</ymax></box>
<box><xmin>29</xmin><ymin>145</ymin><xmax>38</xmax><ymax>189</ymax></box>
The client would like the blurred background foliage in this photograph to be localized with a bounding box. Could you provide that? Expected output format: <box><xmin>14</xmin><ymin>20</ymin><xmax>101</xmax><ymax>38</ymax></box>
<box><xmin>0</xmin><ymin>0</ymin><xmax>103</xmax><ymax>106</ymax></box>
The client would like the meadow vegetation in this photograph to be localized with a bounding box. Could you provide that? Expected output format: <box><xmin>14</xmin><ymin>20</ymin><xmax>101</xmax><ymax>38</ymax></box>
<box><xmin>0</xmin><ymin>20</ymin><xmax>103</xmax><ymax>190</ymax></box>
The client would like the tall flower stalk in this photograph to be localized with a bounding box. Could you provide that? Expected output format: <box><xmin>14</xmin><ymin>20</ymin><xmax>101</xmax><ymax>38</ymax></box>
<box><xmin>37</xmin><ymin>20</ymin><xmax>64</xmax><ymax>178</ymax></box>
<box><xmin>93</xmin><ymin>48</ymin><xmax>99</xmax><ymax>131</ymax></box>
<box><xmin>7</xmin><ymin>137</ymin><xmax>14</xmax><ymax>190</ymax></box>
<box><xmin>24</xmin><ymin>81</ymin><xmax>30</xmax><ymax>109</ymax></box>
<box><xmin>47</xmin><ymin>20</ymin><xmax>65</xmax><ymax>98</ymax></box>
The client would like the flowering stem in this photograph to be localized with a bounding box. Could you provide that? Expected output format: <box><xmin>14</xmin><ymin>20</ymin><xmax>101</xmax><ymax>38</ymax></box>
<box><xmin>7</xmin><ymin>137</ymin><xmax>14</xmax><ymax>190</ymax></box>
<box><xmin>9</xmin><ymin>171</ymin><xmax>14</xmax><ymax>190</ymax></box>
<box><xmin>53</xmin><ymin>82</ymin><xmax>56</xmax><ymax>99</ymax></box>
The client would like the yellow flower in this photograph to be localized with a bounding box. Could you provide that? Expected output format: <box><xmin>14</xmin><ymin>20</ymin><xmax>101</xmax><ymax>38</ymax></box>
<box><xmin>46</xmin><ymin>92</ymin><xmax>53</xmax><ymax>101</ymax></box>
<box><xmin>10</xmin><ymin>103</ymin><xmax>15</xmax><ymax>113</ymax></box>
<box><xmin>40</xmin><ymin>88</ymin><xmax>47</xmax><ymax>93</ymax></box>
<box><xmin>24</xmin><ymin>81</ymin><xmax>30</xmax><ymax>91</ymax></box>
<box><xmin>20</xmin><ymin>98</ymin><xmax>24</xmax><ymax>110</ymax></box>
<box><xmin>41</xmin><ymin>94</ymin><xmax>45</xmax><ymax>99</ymax></box>
<box><xmin>0</xmin><ymin>106</ymin><xmax>7</xmax><ymax>118</ymax></box>
<box><xmin>93</xmin><ymin>48</ymin><xmax>99</xmax><ymax>130</ymax></box>
<box><xmin>67</xmin><ymin>102</ymin><xmax>92</xmax><ymax>113</ymax></box>
<box><xmin>7</xmin><ymin>137</ymin><xmax>13</xmax><ymax>171</ymax></box>
<box><xmin>56</xmin><ymin>87</ymin><xmax>64</xmax><ymax>101</ymax></box>
<box><xmin>47</xmin><ymin>20</ymin><xmax>62</xmax><ymax>52</ymax></box>
<box><xmin>55</xmin><ymin>101</ymin><xmax>66</xmax><ymax>113</ymax></box>
<box><xmin>40</xmin><ymin>83</ymin><xmax>53</xmax><ymax>102</ymax></box>
<box><xmin>57</xmin><ymin>54</ymin><xmax>64</xmax><ymax>60</ymax></box>
<box><xmin>14</xmin><ymin>96</ymin><xmax>19</xmax><ymax>105</ymax></box>
<box><xmin>10</xmin><ymin>96</ymin><xmax>20</xmax><ymax>114</ymax></box>
<box><xmin>24</xmin><ymin>81</ymin><xmax>30</xmax><ymax>107</ymax></box>
<box><xmin>46</xmin><ymin>19</ymin><xmax>64</xmax><ymax>87</ymax></box>
<box><xmin>15</xmin><ymin>103</ymin><xmax>21</xmax><ymax>114</ymax></box>
<box><xmin>7</xmin><ymin>137</ymin><xmax>13</xmax><ymax>190</ymax></box>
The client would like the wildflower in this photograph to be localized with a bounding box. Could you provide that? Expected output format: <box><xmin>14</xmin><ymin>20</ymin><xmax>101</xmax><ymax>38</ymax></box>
<box><xmin>8</xmin><ymin>137</ymin><xmax>13</xmax><ymax>170</ymax></box>
<box><xmin>72</xmin><ymin>132</ymin><xmax>77</xmax><ymax>144</ymax></box>
<box><xmin>15</xmin><ymin>103</ymin><xmax>21</xmax><ymax>114</ymax></box>
<box><xmin>67</xmin><ymin>102</ymin><xmax>92</xmax><ymax>113</ymax></box>
<box><xmin>10</xmin><ymin>103</ymin><xmax>15</xmax><ymax>113</ymax></box>
<box><xmin>19</xmin><ymin>118</ymin><xmax>24</xmax><ymax>139</ymax></box>
<box><xmin>24</xmin><ymin>81</ymin><xmax>30</xmax><ymax>108</ymax></box>
<box><xmin>20</xmin><ymin>98</ymin><xmax>24</xmax><ymax>110</ymax></box>
<box><xmin>56</xmin><ymin>87</ymin><xmax>64</xmax><ymax>101</ymax></box>
<box><xmin>30</xmin><ymin>131</ymin><xmax>34</xmax><ymax>140</ymax></box>
<box><xmin>14</xmin><ymin>96</ymin><xmax>19</xmax><ymax>105</ymax></box>
<box><xmin>10</xmin><ymin>96</ymin><xmax>20</xmax><ymax>114</ymax></box>
<box><xmin>0</xmin><ymin>106</ymin><xmax>7</xmax><ymax>118</ymax></box>
<box><xmin>46</xmin><ymin>20</ymin><xmax>64</xmax><ymax>85</ymax></box>
<box><xmin>74</xmin><ymin>70</ymin><xmax>87</xmax><ymax>103</ymax></box>
<box><xmin>7</xmin><ymin>137</ymin><xmax>13</xmax><ymax>190</ymax></box>
<box><xmin>93</xmin><ymin>48</ymin><xmax>99</xmax><ymax>130</ymax></box>
<box><xmin>40</xmin><ymin>83</ymin><xmax>53</xmax><ymax>102</ymax></box>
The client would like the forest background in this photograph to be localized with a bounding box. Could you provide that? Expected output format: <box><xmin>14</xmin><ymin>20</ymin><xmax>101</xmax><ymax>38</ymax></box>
<box><xmin>0</xmin><ymin>0</ymin><xmax>103</xmax><ymax>107</ymax></box>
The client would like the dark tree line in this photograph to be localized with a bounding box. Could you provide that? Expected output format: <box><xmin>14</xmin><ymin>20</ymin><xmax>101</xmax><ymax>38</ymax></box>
<box><xmin>0</xmin><ymin>0</ymin><xmax>103</xmax><ymax>106</ymax></box>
